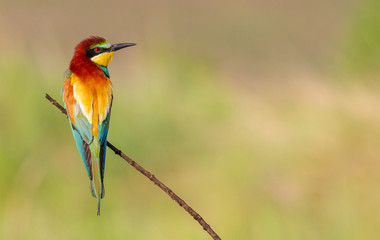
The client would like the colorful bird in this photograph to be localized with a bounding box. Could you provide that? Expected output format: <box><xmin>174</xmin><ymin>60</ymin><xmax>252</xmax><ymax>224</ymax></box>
<box><xmin>62</xmin><ymin>36</ymin><xmax>135</xmax><ymax>215</ymax></box>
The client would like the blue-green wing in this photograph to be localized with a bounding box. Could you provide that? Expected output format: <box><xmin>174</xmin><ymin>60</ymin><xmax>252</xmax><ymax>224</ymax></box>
<box><xmin>98</xmin><ymin>99</ymin><xmax>112</xmax><ymax>181</ymax></box>
<box><xmin>62</xmin><ymin>70</ymin><xmax>94</xmax><ymax>179</ymax></box>
<box><xmin>70</xmin><ymin>113</ymin><xmax>93</xmax><ymax>179</ymax></box>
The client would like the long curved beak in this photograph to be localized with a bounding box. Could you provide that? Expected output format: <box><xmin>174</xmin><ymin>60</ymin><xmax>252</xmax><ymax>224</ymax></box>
<box><xmin>109</xmin><ymin>43</ymin><xmax>136</xmax><ymax>52</ymax></box>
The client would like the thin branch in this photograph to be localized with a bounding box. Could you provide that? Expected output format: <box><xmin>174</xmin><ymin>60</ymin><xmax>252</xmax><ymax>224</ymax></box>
<box><xmin>45</xmin><ymin>93</ymin><xmax>221</xmax><ymax>240</ymax></box>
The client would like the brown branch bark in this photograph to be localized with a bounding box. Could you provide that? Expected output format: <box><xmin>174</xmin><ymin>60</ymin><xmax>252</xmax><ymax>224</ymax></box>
<box><xmin>45</xmin><ymin>93</ymin><xmax>221</xmax><ymax>240</ymax></box>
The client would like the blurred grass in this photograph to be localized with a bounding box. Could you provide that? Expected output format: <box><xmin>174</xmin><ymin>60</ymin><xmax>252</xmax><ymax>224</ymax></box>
<box><xmin>339</xmin><ymin>0</ymin><xmax>380</xmax><ymax>76</ymax></box>
<box><xmin>2</xmin><ymin>0</ymin><xmax>380</xmax><ymax>239</ymax></box>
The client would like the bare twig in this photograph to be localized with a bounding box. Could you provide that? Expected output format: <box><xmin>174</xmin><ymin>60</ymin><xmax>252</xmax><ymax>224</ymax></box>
<box><xmin>45</xmin><ymin>93</ymin><xmax>221</xmax><ymax>240</ymax></box>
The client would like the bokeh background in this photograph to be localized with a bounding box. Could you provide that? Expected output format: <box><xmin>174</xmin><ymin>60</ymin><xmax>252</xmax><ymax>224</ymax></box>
<box><xmin>1</xmin><ymin>0</ymin><xmax>380</xmax><ymax>239</ymax></box>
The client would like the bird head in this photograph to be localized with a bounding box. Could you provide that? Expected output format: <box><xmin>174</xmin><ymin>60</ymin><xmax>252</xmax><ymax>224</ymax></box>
<box><xmin>70</xmin><ymin>36</ymin><xmax>136</xmax><ymax>76</ymax></box>
<box><xmin>82</xmin><ymin>36</ymin><xmax>136</xmax><ymax>67</ymax></box>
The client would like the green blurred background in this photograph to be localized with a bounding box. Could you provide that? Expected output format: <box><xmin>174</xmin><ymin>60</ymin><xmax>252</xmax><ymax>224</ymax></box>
<box><xmin>2</xmin><ymin>0</ymin><xmax>380</xmax><ymax>239</ymax></box>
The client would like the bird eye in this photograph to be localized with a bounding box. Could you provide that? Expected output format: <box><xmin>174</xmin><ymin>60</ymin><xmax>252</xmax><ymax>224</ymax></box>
<box><xmin>94</xmin><ymin>47</ymin><xmax>102</xmax><ymax>53</ymax></box>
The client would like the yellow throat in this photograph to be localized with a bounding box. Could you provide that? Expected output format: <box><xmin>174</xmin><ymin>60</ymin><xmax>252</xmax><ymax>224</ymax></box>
<box><xmin>91</xmin><ymin>52</ymin><xmax>114</xmax><ymax>67</ymax></box>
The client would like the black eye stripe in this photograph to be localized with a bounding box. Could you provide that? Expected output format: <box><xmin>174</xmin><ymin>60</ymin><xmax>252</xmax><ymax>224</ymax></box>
<box><xmin>86</xmin><ymin>47</ymin><xmax>107</xmax><ymax>58</ymax></box>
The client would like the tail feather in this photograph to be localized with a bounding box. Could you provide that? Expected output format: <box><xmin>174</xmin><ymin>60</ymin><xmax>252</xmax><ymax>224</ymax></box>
<box><xmin>101</xmin><ymin>182</ymin><xmax>105</xmax><ymax>198</ymax></box>
<box><xmin>90</xmin><ymin>139</ymin><xmax>104</xmax><ymax>215</ymax></box>
<box><xmin>97</xmin><ymin>198</ymin><xmax>101</xmax><ymax>216</ymax></box>
<box><xmin>90</xmin><ymin>181</ymin><xmax>96</xmax><ymax>198</ymax></box>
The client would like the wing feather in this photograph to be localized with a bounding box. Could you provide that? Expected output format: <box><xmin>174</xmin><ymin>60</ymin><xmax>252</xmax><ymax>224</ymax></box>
<box><xmin>98</xmin><ymin>99</ymin><xmax>112</xmax><ymax>181</ymax></box>
<box><xmin>63</xmin><ymin>71</ymin><xmax>112</xmax><ymax>183</ymax></box>
<box><xmin>63</xmin><ymin>72</ymin><xmax>94</xmax><ymax>179</ymax></box>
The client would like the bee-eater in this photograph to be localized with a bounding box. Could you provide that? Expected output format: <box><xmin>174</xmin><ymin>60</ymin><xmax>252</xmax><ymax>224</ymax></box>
<box><xmin>62</xmin><ymin>36</ymin><xmax>135</xmax><ymax>215</ymax></box>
